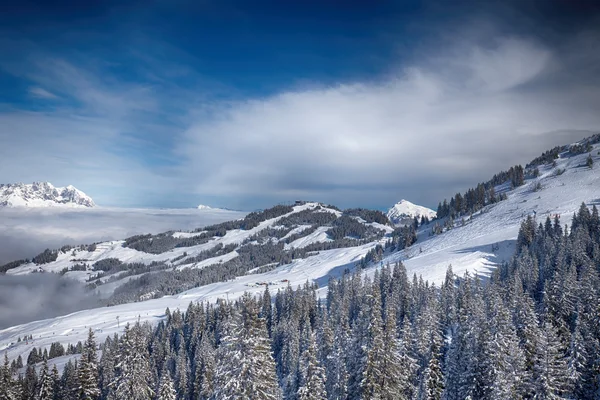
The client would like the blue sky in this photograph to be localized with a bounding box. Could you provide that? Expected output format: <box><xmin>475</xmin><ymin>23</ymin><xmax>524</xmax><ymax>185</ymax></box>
<box><xmin>1</xmin><ymin>0</ymin><xmax>600</xmax><ymax>210</ymax></box>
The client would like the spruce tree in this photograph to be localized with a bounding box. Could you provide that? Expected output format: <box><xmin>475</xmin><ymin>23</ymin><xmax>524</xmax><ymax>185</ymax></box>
<box><xmin>78</xmin><ymin>328</ymin><xmax>100</xmax><ymax>400</ymax></box>
<box><xmin>0</xmin><ymin>353</ymin><xmax>17</xmax><ymax>400</ymax></box>
<box><xmin>296</xmin><ymin>331</ymin><xmax>326</xmax><ymax>400</ymax></box>
<box><xmin>192</xmin><ymin>335</ymin><xmax>215</xmax><ymax>399</ymax></box>
<box><xmin>212</xmin><ymin>294</ymin><xmax>281</xmax><ymax>400</ymax></box>
<box><xmin>113</xmin><ymin>323</ymin><xmax>155</xmax><ymax>400</ymax></box>
<box><xmin>534</xmin><ymin>322</ymin><xmax>572</xmax><ymax>398</ymax></box>
<box><xmin>157</xmin><ymin>367</ymin><xmax>177</xmax><ymax>400</ymax></box>
<box><xmin>38</xmin><ymin>359</ymin><xmax>54</xmax><ymax>400</ymax></box>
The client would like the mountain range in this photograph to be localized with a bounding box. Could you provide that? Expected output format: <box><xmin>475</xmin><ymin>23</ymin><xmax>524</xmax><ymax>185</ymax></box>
<box><xmin>0</xmin><ymin>182</ymin><xmax>95</xmax><ymax>208</ymax></box>
<box><xmin>0</xmin><ymin>134</ymin><xmax>599</xmax><ymax>373</ymax></box>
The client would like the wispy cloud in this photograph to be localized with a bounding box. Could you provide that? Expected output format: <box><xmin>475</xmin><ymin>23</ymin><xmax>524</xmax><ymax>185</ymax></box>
<box><xmin>27</xmin><ymin>86</ymin><xmax>58</xmax><ymax>99</ymax></box>
<box><xmin>173</xmin><ymin>34</ymin><xmax>600</xmax><ymax>208</ymax></box>
<box><xmin>1</xmin><ymin>22</ymin><xmax>600</xmax><ymax>210</ymax></box>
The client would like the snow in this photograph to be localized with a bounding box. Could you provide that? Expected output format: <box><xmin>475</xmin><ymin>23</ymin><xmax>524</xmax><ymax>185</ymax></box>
<box><xmin>197</xmin><ymin>204</ymin><xmax>212</xmax><ymax>210</ymax></box>
<box><xmin>0</xmin><ymin>182</ymin><xmax>95</xmax><ymax>208</ymax></box>
<box><xmin>0</xmin><ymin>206</ymin><xmax>247</xmax><ymax>266</ymax></box>
<box><xmin>1</xmin><ymin>147</ymin><xmax>599</xmax><ymax>363</ymax></box>
<box><xmin>387</xmin><ymin>199</ymin><xmax>436</xmax><ymax>226</ymax></box>
<box><xmin>284</xmin><ymin>226</ymin><xmax>332</xmax><ymax>249</ymax></box>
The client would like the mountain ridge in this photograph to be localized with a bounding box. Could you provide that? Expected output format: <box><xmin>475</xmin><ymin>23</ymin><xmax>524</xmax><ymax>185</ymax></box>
<box><xmin>387</xmin><ymin>199</ymin><xmax>436</xmax><ymax>226</ymax></box>
<box><xmin>0</xmin><ymin>182</ymin><xmax>95</xmax><ymax>208</ymax></box>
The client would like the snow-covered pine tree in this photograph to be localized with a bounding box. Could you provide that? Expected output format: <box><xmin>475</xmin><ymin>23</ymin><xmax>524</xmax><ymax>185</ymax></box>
<box><xmin>486</xmin><ymin>289</ymin><xmax>526</xmax><ymax>399</ymax></box>
<box><xmin>113</xmin><ymin>323</ymin><xmax>155</xmax><ymax>400</ymax></box>
<box><xmin>59</xmin><ymin>359</ymin><xmax>80</xmax><ymax>400</ymax></box>
<box><xmin>212</xmin><ymin>293</ymin><xmax>281</xmax><ymax>400</ymax></box>
<box><xmin>157</xmin><ymin>366</ymin><xmax>177</xmax><ymax>400</ymax></box>
<box><xmin>38</xmin><ymin>359</ymin><xmax>54</xmax><ymax>400</ymax></box>
<box><xmin>175</xmin><ymin>342</ymin><xmax>189</xmax><ymax>399</ymax></box>
<box><xmin>0</xmin><ymin>353</ymin><xmax>18</xmax><ymax>400</ymax></box>
<box><xmin>534</xmin><ymin>321</ymin><xmax>572</xmax><ymax>399</ymax></box>
<box><xmin>78</xmin><ymin>328</ymin><xmax>100</xmax><ymax>400</ymax></box>
<box><xmin>21</xmin><ymin>364</ymin><xmax>38</xmax><ymax>400</ymax></box>
<box><xmin>192</xmin><ymin>334</ymin><xmax>215</xmax><ymax>400</ymax></box>
<box><xmin>423</xmin><ymin>342</ymin><xmax>444</xmax><ymax>400</ymax></box>
<box><xmin>398</xmin><ymin>319</ymin><xmax>418</xmax><ymax>399</ymax></box>
<box><xmin>51</xmin><ymin>364</ymin><xmax>60</xmax><ymax>400</ymax></box>
<box><xmin>296</xmin><ymin>330</ymin><xmax>326</xmax><ymax>400</ymax></box>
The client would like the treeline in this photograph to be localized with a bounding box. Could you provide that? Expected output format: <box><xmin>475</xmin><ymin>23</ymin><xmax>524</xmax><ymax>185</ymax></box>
<box><xmin>0</xmin><ymin>244</ymin><xmax>97</xmax><ymax>273</ymax></box>
<box><xmin>123</xmin><ymin>205</ymin><xmax>296</xmax><ymax>254</ymax></box>
<box><xmin>436</xmin><ymin>165</ymin><xmax>522</xmax><ymax>220</ymax></box>
<box><xmin>526</xmin><ymin>133</ymin><xmax>600</xmax><ymax>168</ymax></box>
<box><xmin>342</xmin><ymin>208</ymin><xmax>390</xmax><ymax>225</ymax></box>
<box><xmin>107</xmin><ymin>221</ymin><xmax>385</xmax><ymax>306</ymax></box>
<box><xmin>4</xmin><ymin>203</ymin><xmax>600</xmax><ymax>399</ymax></box>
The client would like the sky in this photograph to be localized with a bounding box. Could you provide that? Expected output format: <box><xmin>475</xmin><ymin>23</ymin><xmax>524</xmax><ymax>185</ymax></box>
<box><xmin>1</xmin><ymin>0</ymin><xmax>600</xmax><ymax>210</ymax></box>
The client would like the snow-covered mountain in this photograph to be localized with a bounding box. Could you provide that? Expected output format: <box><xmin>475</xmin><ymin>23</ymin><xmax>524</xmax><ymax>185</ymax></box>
<box><xmin>0</xmin><ymin>182</ymin><xmax>95</xmax><ymax>208</ymax></box>
<box><xmin>1</xmin><ymin>135</ymin><xmax>599</xmax><ymax>368</ymax></box>
<box><xmin>197</xmin><ymin>204</ymin><xmax>212</xmax><ymax>210</ymax></box>
<box><xmin>387</xmin><ymin>199</ymin><xmax>436</xmax><ymax>226</ymax></box>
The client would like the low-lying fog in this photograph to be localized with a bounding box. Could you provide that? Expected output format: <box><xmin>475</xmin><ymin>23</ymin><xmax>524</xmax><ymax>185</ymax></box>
<box><xmin>0</xmin><ymin>206</ymin><xmax>245</xmax><ymax>329</ymax></box>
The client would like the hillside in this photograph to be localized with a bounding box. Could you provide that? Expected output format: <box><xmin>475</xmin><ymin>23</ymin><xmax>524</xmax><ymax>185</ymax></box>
<box><xmin>0</xmin><ymin>135</ymin><xmax>599</xmax><ymax>368</ymax></box>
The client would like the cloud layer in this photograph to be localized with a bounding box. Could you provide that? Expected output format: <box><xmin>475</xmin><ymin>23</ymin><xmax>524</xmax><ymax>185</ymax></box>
<box><xmin>0</xmin><ymin>274</ymin><xmax>101</xmax><ymax>329</ymax></box>
<box><xmin>1</xmin><ymin>14</ymin><xmax>600</xmax><ymax>211</ymax></box>
<box><xmin>0</xmin><ymin>207</ymin><xmax>244</xmax><ymax>265</ymax></box>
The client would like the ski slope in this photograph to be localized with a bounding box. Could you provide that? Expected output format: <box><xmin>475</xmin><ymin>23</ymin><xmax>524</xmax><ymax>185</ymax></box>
<box><xmin>1</xmin><ymin>142</ymin><xmax>599</xmax><ymax>365</ymax></box>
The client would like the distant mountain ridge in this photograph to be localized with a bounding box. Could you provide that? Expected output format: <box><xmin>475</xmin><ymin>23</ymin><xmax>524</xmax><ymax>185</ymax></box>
<box><xmin>0</xmin><ymin>182</ymin><xmax>95</xmax><ymax>208</ymax></box>
<box><xmin>387</xmin><ymin>199</ymin><xmax>436</xmax><ymax>226</ymax></box>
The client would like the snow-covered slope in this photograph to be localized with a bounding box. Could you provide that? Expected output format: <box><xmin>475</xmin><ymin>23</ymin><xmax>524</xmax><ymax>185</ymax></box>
<box><xmin>197</xmin><ymin>204</ymin><xmax>212</xmax><ymax>210</ymax></box>
<box><xmin>387</xmin><ymin>199</ymin><xmax>436</xmax><ymax>226</ymax></box>
<box><xmin>1</xmin><ymin>137</ymin><xmax>599</xmax><ymax>365</ymax></box>
<box><xmin>0</xmin><ymin>182</ymin><xmax>95</xmax><ymax>208</ymax></box>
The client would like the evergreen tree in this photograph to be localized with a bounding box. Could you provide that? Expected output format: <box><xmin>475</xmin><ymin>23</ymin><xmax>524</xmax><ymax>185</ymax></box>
<box><xmin>156</xmin><ymin>368</ymin><xmax>177</xmax><ymax>400</ymax></box>
<box><xmin>192</xmin><ymin>335</ymin><xmax>215</xmax><ymax>400</ymax></box>
<box><xmin>78</xmin><ymin>328</ymin><xmax>100</xmax><ymax>400</ymax></box>
<box><xmin>212</xmin><ymin>294</ymin><xmax>281</xmax><ymax>399</ymax></box>
<box><xmin>534</xmin><ymin>322</ymin><xmax>572</xmax><ymax>399</ymax></box>
<box><xmin>21</xmin><ymin>364</ymin><xmax>37</xmax><ymax>400</ymax></box>
<box><xmin>38</xmin><ymin>359</ymin><xmax>54</xmax><ymax>400</ymax></box>
<box><xmin>59</xmin><ymin>359</ymin><xmax>79</xmax><ymax>400</ymax></box>
<box><xmin>0</xmin><ymin>353</ymin><xmax>18</xmax><ymax>400</ymax></box>
<box><xmin>113</xmin><ymin>323</ymin><xmax>155</xmax><ymax>400</ymax></box>
<box><xmin>296</xmin><ymin>331</ymin><xmax>326</xmax><ymax>400</ymax></box>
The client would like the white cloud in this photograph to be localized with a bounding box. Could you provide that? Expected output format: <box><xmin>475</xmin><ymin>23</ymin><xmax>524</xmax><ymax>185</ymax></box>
<box><xmin>27</xmin><ymin>86</ymin><xmax>58</xmax><ymax>99</ymax></box>
<box><xmin>1</xmin><ymin>29</ymin><xmax>600</xmax><ymax>210</ymax></box>
<box><xmin>173</xmin><ymin>35</ymin><xmax>600</xmax><ymax>208</ymax></box>
<box><xmin>0</xmin><ymin>207</ymin><xmax>245</xmax><ymax>265</ymax></box>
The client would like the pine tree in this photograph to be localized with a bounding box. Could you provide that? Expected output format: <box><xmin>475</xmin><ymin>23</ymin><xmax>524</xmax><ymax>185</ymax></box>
<box><xmin>192</xmin><ymin>335</ymin><xmax>215</xmax><ymax>400</ymax></box>
<box><xmin>113</xmin><ymin>323</ymin><xmax>155</xmax><ymax>400</ymax></box>
<box><xmin>38</xmin><ymin>359</ymin><xmax>54</xmax><ymax>400</ymax></box>
<box><xmin>175</xmin><ymin>344</ymin><xmax>189</xmax><ymax>400</ymax></box>
<box><xmin>398</xmin><ymin>320</ymin><xmax>417</xmax><ymax>400</ymax></box>
<box><xmin>21</xmin><ymin>364</ymin><xmax>38</xmax><ymax>400</ymax></box>
<box><xmin>423</xmin><ymin>344</ymin><xmax>444</xmax><ymax>400</ymax></box>
<box><xmin>212</xmin><ymin>294</ymin><xmax>281</xmax><ymax>400</ymax></box>
<box><xmin>0</xmin><ymin>353</ymin><xmax>18</xmax><ymax>400</ymax></box>
<box><xmin>296</xmin><ymin>331</ymin><xmax>326</xmax><ymax>400</ymax></box>
<box><xmin>78</xmin><ymin>328</ymin><xmax>100</xmax><ymax>400</ymax></box>
<box><xmin>361</xmin><ymin>285</ymin><xmax>385</xmax><ymax>399</ymax></box>
<box><xmin>59</xmin><ymin>359</ymin><xmax>79</xmax><ymax>400</ymax></box>
<box><xmin>534</xmin><ymin>322</ymin><xmax>572</xmax><ymax>399</ymax></box>
<box><xmin>157</xmin><ymin>368</ymin><xmax>177</xmax><ymax>400</ymax></box>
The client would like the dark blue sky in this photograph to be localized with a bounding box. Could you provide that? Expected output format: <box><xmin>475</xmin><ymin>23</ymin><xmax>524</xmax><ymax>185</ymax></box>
<box><xmin>1</xmin><ymin>0</ymin><xmax>600</xmax><ymax>210</ymax></box>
